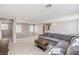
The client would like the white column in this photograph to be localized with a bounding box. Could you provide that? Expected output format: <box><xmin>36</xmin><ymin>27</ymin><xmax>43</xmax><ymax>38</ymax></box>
<box><xmin>33</xmin><ymin>24</ymin><xmax>35</xmax><ymax>35</ymax></box>
<box><xmin>76</xmin><ymin>18</ymin><xmax>78</xmax><ymax>34</ymax></box>
<box><xmin>12</xmin><ymin>18</ymin><xmax>16</xmax><ymax>43</ymax></box>
<box><xmin>77</xmin><ymin>18</ymin><xmax>79</xmax><ymax>34</ymax></box>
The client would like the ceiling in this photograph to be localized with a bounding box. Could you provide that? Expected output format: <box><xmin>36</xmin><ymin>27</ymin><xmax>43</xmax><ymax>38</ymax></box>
<box><xmin>0</xmin><ymin>4</ymin><xmax>79</xmax><ymax>23</ymax></box>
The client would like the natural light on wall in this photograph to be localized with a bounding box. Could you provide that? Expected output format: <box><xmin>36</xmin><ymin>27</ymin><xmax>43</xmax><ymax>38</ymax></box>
<box><xmin>35</xmin><ymin>25</ymin><xmax>37</xmax><ymax>32</ymax></box>
<box><xmin>29</xmin><ymin>25</ymin><xmax>34</xmax><ymax>32</ymax></box>
<box><xmin>16</xmin><ymin>24</ymin><xmax>22</xmax><ymax>33</ymax></box>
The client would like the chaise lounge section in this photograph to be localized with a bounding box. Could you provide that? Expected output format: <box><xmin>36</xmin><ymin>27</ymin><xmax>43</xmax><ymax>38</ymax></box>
<box><xmin>38</xmin><ymin>33</ymin><xmax>79</xmax><ymax>55</ymax></box>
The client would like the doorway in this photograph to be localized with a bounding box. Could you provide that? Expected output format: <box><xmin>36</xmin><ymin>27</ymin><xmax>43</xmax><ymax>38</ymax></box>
<box><xmin>43</xmin><ymin>23</ymin><xmax>51</xmax><ymax>33</ymax></box>
<box><xmin>0</xmin><ymin>18</ymin><xmax>13</xmax><ymax>42</ymax></box>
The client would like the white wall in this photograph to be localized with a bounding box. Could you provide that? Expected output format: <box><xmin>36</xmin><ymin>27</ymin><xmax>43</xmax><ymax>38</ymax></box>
<box><xmin>49</xmin><ymin>20</ymin><xmax>78</xmax><ymax>35</ymax></box>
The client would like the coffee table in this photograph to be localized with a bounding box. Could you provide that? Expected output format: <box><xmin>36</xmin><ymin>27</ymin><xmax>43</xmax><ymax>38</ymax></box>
<box><xmin>34</xmin><ymin>39</ymin><xmax>49</xmax><ymax>51</ymax></box>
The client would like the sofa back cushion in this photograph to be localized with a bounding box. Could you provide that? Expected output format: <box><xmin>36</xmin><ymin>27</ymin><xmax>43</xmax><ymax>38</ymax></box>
<box><xmin>47</xmin><ymin>33</ymin><xmax>55</xmax><ymax>38</ymax></box>
<box><xmin>39</xmin><ymin>33</ymin><xmax>48</xmax><ymax>36</ymax></box>
<box><xmin>55</xmin><ymin>40</ymin><xmax>69</xmax><ymax>49</ymax></box>
<box><xmin>62</xmin><ymin>35</ymin><xmax>74</xmax><ymax>41</ymax></box>
<box><xmin>45</xmin><ymin>33</ymin><xmax>74</xmax><ymax>41</ymax></box>
<box><xmin>39</xmin><ymin>33</ymin><xmax>75</xmax><ymax>42</ymax></box>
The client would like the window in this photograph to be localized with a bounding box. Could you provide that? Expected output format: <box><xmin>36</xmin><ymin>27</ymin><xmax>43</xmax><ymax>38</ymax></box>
<box><xmin>1</xmin><ymin>23</ymin><xmax>8</xmax><ymax>30</ymax></box>
<box><xmin>16</xmin><ymin>24</ymin><xmax>22</xmax><ymax>33</ymax></box>
<box><xmin>29</xmin><ymin>25</ymin><xmax>33</xmax><ymax>32</ymax></box>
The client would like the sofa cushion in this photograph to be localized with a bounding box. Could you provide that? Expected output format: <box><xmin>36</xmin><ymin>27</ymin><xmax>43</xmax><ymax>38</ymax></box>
<box><xmin>67</xmin><ymin>37</ymin><xmax>79</xmax><ymax>55</ymax></box>
<box><xmin>47</xmin><ymin>40</ymin><xmax>69</xmax><ymax>55</ymax></box>
<box><xmin>61</xmin><ymin>35</ymin><xmax>74</xmax><ymax>41</ymax></box>
<box><xmin>49</xmin><ymin>41</ymin><xmax>58</xmax><ymax>46</ymax></box>
<box><xmin>67</xmin><ymin>43</ymin><xmax>79</xmax><ymax>55</ymax></box>
<box><xmin>39</xmin><ymin>33</ymin><xmax>74</xmax><ymax>42</ymax></box>
<box><xmin>39</xmin><ymin>36</ymin><xmax>60</xmax><ymax>42</ymax></box>
<box><xmin>55</xmin><ymin>40</ymin><xmax>69</xmax><ymax>49</ymax></box>
<box><xmin>71</xmin><ymin>36</ymin><xmax>79</xmax><ymax>44</ymax></box>
<box><xmin>50</xmin><ymin>47</ymin><xmax>66</xmax><ymax>55</ymax></box>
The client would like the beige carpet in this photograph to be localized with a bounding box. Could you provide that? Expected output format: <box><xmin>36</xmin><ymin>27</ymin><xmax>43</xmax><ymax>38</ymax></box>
<box><xmin>8</xmin><ymin>36</ymin><xmax>53</xmax><ymax>55</ymax></box>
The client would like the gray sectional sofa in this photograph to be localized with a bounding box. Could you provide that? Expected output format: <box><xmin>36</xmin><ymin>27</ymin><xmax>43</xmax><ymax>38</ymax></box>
<box><xmin>39</xmin><ymin>33</ymin><xmax>79</xmax><ymax>55</ymax></box>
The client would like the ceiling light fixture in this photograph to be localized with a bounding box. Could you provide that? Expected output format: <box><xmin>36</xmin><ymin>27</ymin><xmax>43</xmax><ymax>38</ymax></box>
<box><xmin>45</xmin><ymin>4</ymin><xmax>52</xmax><ymax>8</ymax></box>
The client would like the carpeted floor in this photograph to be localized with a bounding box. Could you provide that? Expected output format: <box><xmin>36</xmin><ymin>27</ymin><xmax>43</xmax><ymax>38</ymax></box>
<box><xmin>8</xmin><ymin>36</ymin><xmax>53</xmax><ymax>55</ymax></box>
